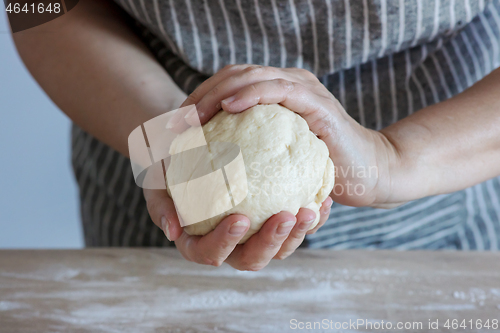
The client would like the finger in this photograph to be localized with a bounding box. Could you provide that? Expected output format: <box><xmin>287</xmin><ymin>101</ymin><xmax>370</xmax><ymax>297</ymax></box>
<box><xmin>144</xmin><ymin>188</ymin><xmax>182</xmax><ymax>241</ymax></box>
<box><xmin>225</xmin><ymin>211</ymin><xmax>296</xmax><ymax>271</ymax></box>
<box><xmin>187</xmin><ymin>66</ymin><xmax>299</xmax><ymax>126</ymax></box>
<box><xmin>164</xmin><ymin>105</ymin><xmax>197</xmax><ymax>134</ymax></box>
<box><xmin>179</xmin><ymin>64</ymin><xmax>252</xmax><ymax>109</ymax></box>
<box><xmin>307</xmin><ymin>196</ymin><xmax>333</xmax><ymax>235</ymax></box>
<box><xmin>220</xmin><ymin>79</ymin><xmax>342</xmax><ymax>141</ymax></box>
<box><xmin>174</xmin><ymin>214</ymin><xmax>250</xmax><ymax>266</ymax></box>
<box><xmin>165</xmin><ymin>65</ymin><xmax>252</xmax><ymax>133</ymax></box>
<box><xmin>273</xmin><ymin>208</ymin><xmax>316</xmax><ymax>260</ymax></box>
<box><xmin>168</xmin><ymin>65</ymin><xmax>254</xmax><ymax>132</ymax></box>
<box><xmin>181</xmin><ymin>66</ymin><xmax>326</xmax><ymax>127</ymax></box>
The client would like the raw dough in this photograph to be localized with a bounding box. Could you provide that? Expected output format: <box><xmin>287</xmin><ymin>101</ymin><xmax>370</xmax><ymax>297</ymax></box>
<box><xmin>167</xmin><ymin>104</ymin><xmax>335</xmax><ymax>243</ymax></box>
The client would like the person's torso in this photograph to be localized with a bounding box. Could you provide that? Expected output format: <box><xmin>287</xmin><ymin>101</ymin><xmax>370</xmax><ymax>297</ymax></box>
<box><xmin>115</xmin><ymin>0</ymin><xmax>493</xmax><ymax>77</ymax></box>
<box><xmin>71</xmin><ymin>0</ymin><xmax>500</xmax><ymax>249</ymax></box>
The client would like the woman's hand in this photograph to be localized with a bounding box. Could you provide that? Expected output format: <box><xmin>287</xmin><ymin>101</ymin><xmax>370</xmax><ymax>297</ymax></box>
<box><xmin>144</xmin><ymin>188</ymin><xmax>333</xmax><ymax>271</ymax></box>
<box><xmin>149</xmin><ymin>64</ymin><xmax>401</xmax><ymax>271</ymax></box>
<box><xmin>177</xmin><ymin>64</ymin><xmax>403</xmax><ymax>208</ymax></box>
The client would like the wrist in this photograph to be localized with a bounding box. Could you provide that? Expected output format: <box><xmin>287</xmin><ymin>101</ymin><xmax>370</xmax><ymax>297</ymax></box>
<box><xmin>369</xmin><ymin>129</ymin><xmax>404</xmax><ymax>206</ymax></box>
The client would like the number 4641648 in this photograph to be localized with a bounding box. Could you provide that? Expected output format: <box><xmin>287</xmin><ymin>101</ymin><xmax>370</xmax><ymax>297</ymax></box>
<box><xmin>5</xmin><ymin>3</ymin><xmax>61</xmax><ymax>14</ymax></box>
<box><xmin>444</xmin><ymin>319</ymin><xmax>499</xmax><ymax>330</ymax></box>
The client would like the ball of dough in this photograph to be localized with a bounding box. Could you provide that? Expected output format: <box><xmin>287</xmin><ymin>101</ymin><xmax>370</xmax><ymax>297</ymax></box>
<box><xmin>167</xmin><ymin>104</ymin><xmax>335</xmax><ymax>243</ymax></box>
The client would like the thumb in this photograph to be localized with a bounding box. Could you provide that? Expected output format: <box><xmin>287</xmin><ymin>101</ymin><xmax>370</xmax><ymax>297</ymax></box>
<box><xmin>143</xmin><ymin>189</ymin><xmax>182</xmax><ymax>241</ymax></box>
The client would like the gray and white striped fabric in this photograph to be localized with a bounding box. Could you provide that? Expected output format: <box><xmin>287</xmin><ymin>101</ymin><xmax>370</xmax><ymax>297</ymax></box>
<box><xmin>71</xmin><ymin>0</ymin><xmax>500</xmax><ymax>249</ymax></box>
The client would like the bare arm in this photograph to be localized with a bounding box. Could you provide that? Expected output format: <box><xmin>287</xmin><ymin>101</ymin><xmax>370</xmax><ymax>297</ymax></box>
<box><xmin>11</xmin><ymin>1</ymin><xmax>327</xmax><ymax>271</ymax></box>
<box><xmin>12</xmin><ymin>0</ymin><xmax>186</xmax><ymax>157</ymax></box>
<box><xmin>174</xmin><ymin>64</ymin><xmax>500</xmax><ymax>208</ymax></box>
<box><xmin>381</xmin><ymin>67</ymin><xmax>500</xmax><ymax>203</ymax></box>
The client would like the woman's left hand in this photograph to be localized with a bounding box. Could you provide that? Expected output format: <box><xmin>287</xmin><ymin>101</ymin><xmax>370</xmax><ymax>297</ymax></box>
<box><xmin>175</xmin><ymin>65</ymin><xmax>404</xmax><ymax>209</ymax></box>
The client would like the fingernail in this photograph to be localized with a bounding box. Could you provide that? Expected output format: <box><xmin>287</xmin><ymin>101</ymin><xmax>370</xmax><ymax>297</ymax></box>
<box><xmin>166</xmin><ymin>116</ymin><xmax>179</xmax><ymax>129</ymax></box>
<box><xmin>229</xmin><ymin>220</ymin><xmax>249</xmax><ymax>236</ymax></box>
<box><xmin>277</xmin><ymin>220</ymin><xmax>295</xmax><ymax>235</ymax></box>
<box><xmin>322</xmin><ymin>198</ymin><xmax>334</xmax><ymax>215</ymax></box>
<box><xmin>221</xmin><ymin>95</ymin><xmax>236</xmax><ymax>105</ymax></box>
<box><xmin>184</xmin><ymin>108</ymin><xmax>197</xmax><ymax>120</ymax></box>
<box><xmin>161</xmin><ymin>216</ymin><xmax>171</xmax><ymax>241</ymax></box>
<box><xmin>326</xmin><ymin>196</ymin><xmax>333</xmax><ymax>208</ymax></box>
<box><xmin>298</xmin><ymin>219</ymin><xmax>315</xmax><ymax>232</ymax></box>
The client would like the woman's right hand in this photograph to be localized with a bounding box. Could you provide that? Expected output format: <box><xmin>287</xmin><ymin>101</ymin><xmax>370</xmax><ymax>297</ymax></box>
<box><xmin>143</xmin><ymin>188</ymin><xmax>333</xmax><ymax>271</ymax></box>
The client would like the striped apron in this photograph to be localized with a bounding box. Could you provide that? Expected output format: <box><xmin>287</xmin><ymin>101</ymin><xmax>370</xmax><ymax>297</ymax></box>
<box><xmin>72</xmin><ymin>0</ymin><xmax>500</xmax><ymax>249</ymax></box>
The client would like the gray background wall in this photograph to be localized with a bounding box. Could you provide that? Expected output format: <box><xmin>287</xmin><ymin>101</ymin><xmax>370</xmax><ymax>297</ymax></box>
<box><xmin>0</xmin><ymin>12</ymin><xmax>83</xmax><ymax>248</ymax></box>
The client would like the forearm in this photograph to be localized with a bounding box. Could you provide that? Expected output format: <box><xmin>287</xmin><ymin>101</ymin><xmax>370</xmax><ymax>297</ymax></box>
<box><xmin>12</xmin><ymin>0</ymin><xmax>186</xmax><ymax>157</ymax></box>
<box><xmin>381</xmin><ymin>67</ymin><xmax>500</xmax><ymax>202</ymax></box>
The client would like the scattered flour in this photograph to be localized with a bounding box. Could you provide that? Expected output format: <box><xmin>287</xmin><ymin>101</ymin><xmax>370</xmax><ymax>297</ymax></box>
<box><xmin>0</xmin><ymin>301</ymin><xmax>30</xmax><ymax>311</ymax></box>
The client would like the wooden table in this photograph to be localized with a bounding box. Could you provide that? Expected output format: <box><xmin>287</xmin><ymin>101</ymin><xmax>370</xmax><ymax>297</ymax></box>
<box><xmin>0</xmin><ymin>249</ymin><xmax>499</xmax><ymax>332</ymax></box>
